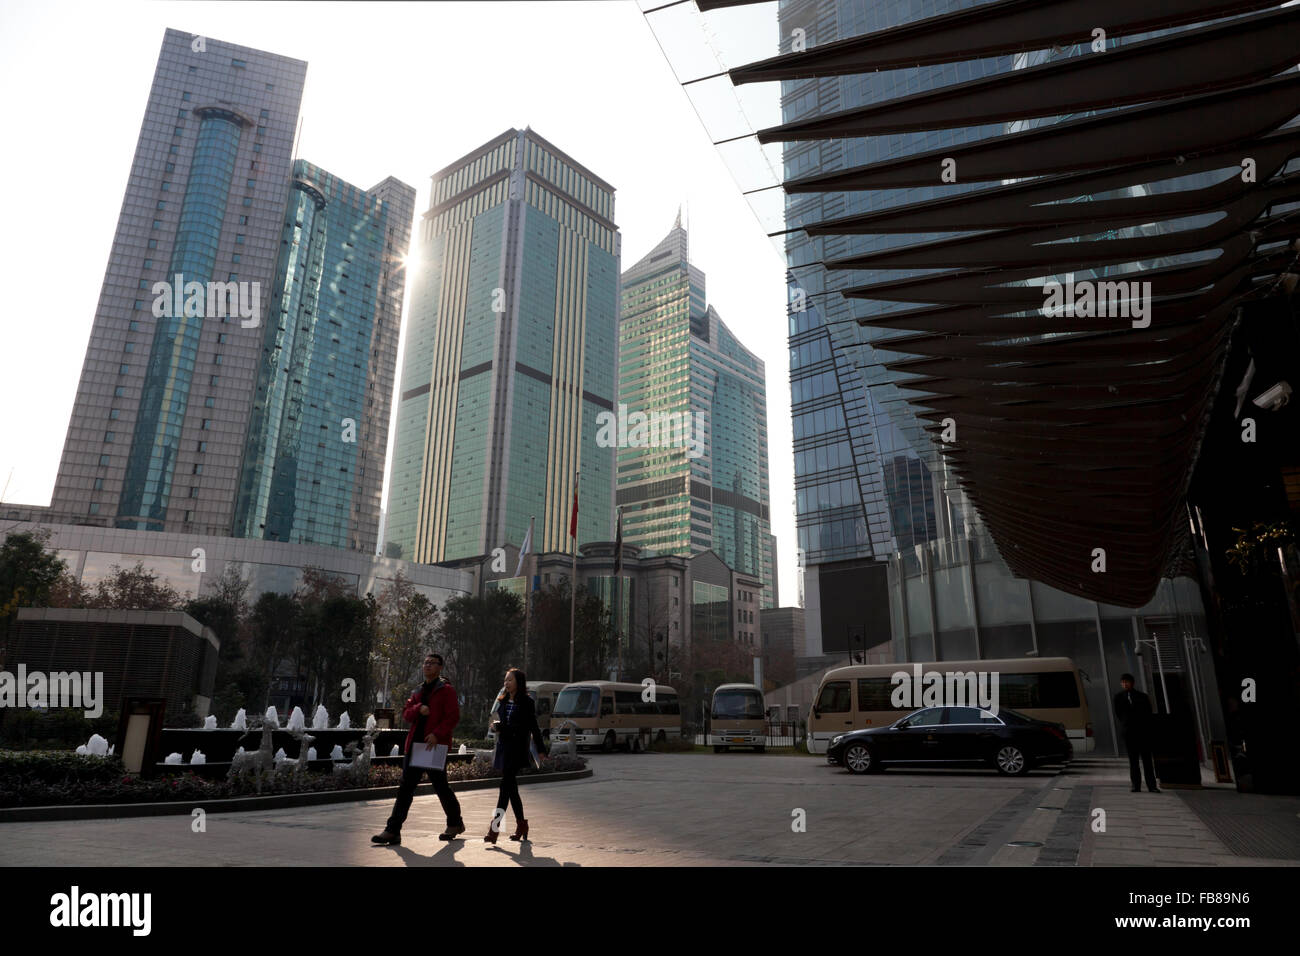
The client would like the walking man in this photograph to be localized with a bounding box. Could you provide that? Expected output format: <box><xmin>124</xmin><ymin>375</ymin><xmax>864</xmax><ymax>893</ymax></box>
<box><xmin>1114</xmin><ymin>673</ymin><xmax>1160</xmax><ymax>793</ymax></box>
<box><xmin>372</xmin><ymin>652</ymin><xmax>466</xmax><ymax>844</ymax></box>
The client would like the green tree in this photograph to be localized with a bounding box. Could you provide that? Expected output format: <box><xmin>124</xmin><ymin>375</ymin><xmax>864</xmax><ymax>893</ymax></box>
<box><xmin>250</xmin><ymin>591</ymin><xmax>300</xmax><ymax>710</ymax></box>
<box><xmin>87</xmin><ymin>562</ymin><xmax>184</xmax><ymax>610</ymax></box>
<box><xmin>374</xmin><ymin>573</ymin><xmax>439</xmax><ymax>710</ymax></box>
<box><xmin>0</xmin><ymin>530</ymin><xmax>68</xmax><ymax>652</ymax></box>
<box><xmin>529</xmin><ymin>578</ymin><xmax>613</xmax><ymax>683</ymax></box>
<box><xmin>437</xmin><ymin>589</ymin><xmax>524</xmax><ymax>732</ymax></box>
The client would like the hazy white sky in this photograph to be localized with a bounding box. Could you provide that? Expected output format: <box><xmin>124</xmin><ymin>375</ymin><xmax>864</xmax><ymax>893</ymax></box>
<box><xmin>0</xmin><ymin>0</ymin><xmax>796</xmax><ymax>605</ymax></box>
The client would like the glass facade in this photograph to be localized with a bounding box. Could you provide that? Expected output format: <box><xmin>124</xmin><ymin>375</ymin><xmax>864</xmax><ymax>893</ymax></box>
<box><xmin>385</xmin><ymin>129</ymin><xmax>620</xmax><ymax>564</ymax></box>
<box><xmin>618</xmin><ymin>221</ymin><xmax>776</xmax><ymax>606</ymax></box>
<box><xmin>118</xmin><ymin>111</ymin><xmax>244</xmax><ymax>531</ymax></box>
<box><xmin>233</xmin><ymin>160</ymin><xmax>398</xmax><ymax>549</ymax></box>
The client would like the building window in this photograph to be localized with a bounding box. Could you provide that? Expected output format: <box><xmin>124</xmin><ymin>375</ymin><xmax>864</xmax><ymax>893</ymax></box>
<box><xmin>118</xmin><ymin>364</ymin><xmax>129</xmax><ymax>375</ymax></box>
<box><xmin>242</xmin><ymin>196</ymin><xmax>252</xmax><ymax>207</ymax></box>
<box><xmin>235</xmin><ymin>234</ymin><xmax>245</xmax><ymax>244</ymax></box>
<box><xmin>98</xmin><ymin>454</ymin><xmax>110</xmax><ymax>466</ymax></box>
<box><xmin>93</xmin><ymin>478</ymin><xmax>104</xmax><ymax>491</ymax></box>
<box><xmin>182</xmin><ymin>91</ymin><xmax>191</xmax><ymax>101</ymax></box>
<box><xmin>239</xmin><ymin>215</ymin><xmax>248</xmax><ymax>225</ymax></box>
<box><xmin>113</xmin><ymin>386</ymin><xmax>125</xmax><ymax>398</ymax></box>
<box><xmin>231</xmin><ymin>58</ymin><xmax>246</xmax><ymax>68</ymax></box>
<box><xmin>192</xmin><ymin>464</ymin><xmax>202</xmax><ymax>475</ymax></box>
<box><xmin>152</xmin><ymin>219</ymin><xmax>162</xmax><ymax>229</ymax></box>
<box><xmin>201</xmin><ymin>419</ymin><xmax>210</xmax><ymax>429</ymax></box>
<box><xmin>88</xmin><ymin>502</ymin><xmax>99</xmax><ymax>515</ymax></box>
<box><xmin>103</xmin><ymin>431</ymin><xmax>114</xmax><ymax>443</ymax></box>
<box><xmin>189</xmin><ymin>487</ymin><xmax>199</xmax><ymax>498</ymax></box>
<box><xmin>210</xmin><ymin>375</ymin><xmax>219</xmax><ymax>386</ymax></box>
<box><xmin>128</xmin><ymin>320</ymin><xmax>140</xmax><ymax>332</ymax></box>
<box><xmin>108</xmin><ymin>409</ymin><xmax>120</xmax><ymax>420</ymax></box>
<box><xmin>196</xmin><ymin>442</ymin><xmax>206</xmax><ymax>453</ymax></box>
<box><xmin>124</xmin><ymin>343</ymin><xmax>134</xmax><ymax>353</ymax></box>
<box><xmin>148</xmin><ymin>239</ymin><xmax>158</xmax><ymax>249</ymax></box>
<box><xmin>204</xmin><ymin>396</ymin><xmax>215</xmax><ymax>407</ymax></box>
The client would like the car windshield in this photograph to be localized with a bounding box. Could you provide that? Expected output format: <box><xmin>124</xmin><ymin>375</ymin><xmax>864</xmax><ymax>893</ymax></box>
<box><xmin>552</xmin><ymin>687</ymin><xmax>598</xmax><ymax>718</ymax></box>
<box><xmin>713</xmin><ymin>689</ymin><xmax>764</xmax><ymax>719</ymax></box>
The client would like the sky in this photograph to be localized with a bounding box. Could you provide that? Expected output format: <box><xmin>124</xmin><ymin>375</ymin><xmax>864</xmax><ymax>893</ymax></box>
<box><xmin>0</xmin><ymin>0</ymin><xmax>798</xmax><ymax>606</ymax></box>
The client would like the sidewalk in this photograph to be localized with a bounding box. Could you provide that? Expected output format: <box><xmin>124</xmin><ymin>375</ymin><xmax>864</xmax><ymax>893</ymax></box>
<box><xmin>985</xmin><ymin>756</ymin><xmax>1300</xmax><ymax>867</ymax></box>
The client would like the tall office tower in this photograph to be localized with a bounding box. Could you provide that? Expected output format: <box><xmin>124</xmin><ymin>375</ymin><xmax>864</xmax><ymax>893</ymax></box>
<box><xmin>232</xmin><ymin>161</ymin><xmax>415</xmax><ymax>552</ymax></box>
<box><xmin>779</xmin><ymin>0</ymin><xmax>1013</xmax><ymax>658</ymax></box>
<box><xmin>51</xmin><ymin>30</ymin><xmax>308</xmax><ymax>536</ymax></box>
<box><xmin>618</xmin><ymin>217</ymin><xmax>775</xmax><ymax>607</ymax></box>
<box><xmin>385</xmin><ymin>129</ymin><xmax>620</xmax><ymax>563</ymax></box>
<box><xmin>49</xmin><ymin>30</ymin><xmax>411</xmax><ymax>555</ymax></box>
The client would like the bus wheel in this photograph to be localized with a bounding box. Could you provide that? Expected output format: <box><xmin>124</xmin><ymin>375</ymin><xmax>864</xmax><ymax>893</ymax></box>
<box><xmin>602</xmin><ymin>731</ymin><xmax>616</xmax><ymax>753</ymax></box>
<box><xmin>632</xmin><ymin>735</ymin><xmax>642</xmax><ymax>753</ymax></box>
<box><xmin>656</xmin><ymin>730</ymin><xmax>666</xmax><ymax>744</ymax></box>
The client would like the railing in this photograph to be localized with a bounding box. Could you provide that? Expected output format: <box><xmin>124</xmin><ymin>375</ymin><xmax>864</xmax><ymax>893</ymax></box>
<box><xmin>693</xmin><ymin>723</ymin><xmax>805</xmax><ymax>748</ymax></box>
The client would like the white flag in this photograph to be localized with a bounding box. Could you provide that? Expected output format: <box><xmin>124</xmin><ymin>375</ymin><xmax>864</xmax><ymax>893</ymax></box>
<box><xmin>514</xmin><ymin>517</ymin><xmax>534</xmax><ymax>578</ymax></box>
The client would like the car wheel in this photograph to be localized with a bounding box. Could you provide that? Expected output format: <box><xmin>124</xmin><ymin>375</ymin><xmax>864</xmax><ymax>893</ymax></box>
<box><xmin>602</xmin><ymin>731</ymin><xmax>616</xmax><ymax>753</ymax></box>
<box><xmin>843</xmin><ymin>742</ymin><xmax>878</xmax><ymax>774</ymax></box>
<box><xmin>994</xmin><ymin>744</ymin><xmax>1029</xmax><ymax>775</ymax></box>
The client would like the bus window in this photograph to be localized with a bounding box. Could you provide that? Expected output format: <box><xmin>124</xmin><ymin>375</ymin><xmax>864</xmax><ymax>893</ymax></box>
<box><xmin>999</xmin><ymin>672</ymin><xmax>1080</xmax><ymax>709</ymax></box>
<box><xmin>713</xmin><ymin>688</ymin><xmax>765</xmax><ymax>720</ymax></box>
<box><xmin>536</xmin><ymin>697</ymin><xmax>550</xmax><ymax>717</ymax></box>
<box><xmin>553</xmin><ymin>687</ymin><xmax>599</xmax><ymax>718</ymax></box>
<box><xmin>600</xmin><ymin>697</ymin><xmax>614</xmax><ymax>717</ymax></box>
<box><xmin>815</xmin><ymin>681</ymin><xmax>851</xmax><ymax>713</ymax></box>
<box><xmin>857</xmin><ymin>677</ymin><xmax>905</xmax><ymax>712</ymax></box>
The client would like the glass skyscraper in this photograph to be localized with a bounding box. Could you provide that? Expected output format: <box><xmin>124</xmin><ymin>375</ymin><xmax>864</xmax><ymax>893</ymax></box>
<box><xmin>50</xmin><ymin>30</ymin><xmax>412</xmax><ymax>555</ymax></box>
<box><xmin>384</xmin><ymin>129</ymin><xmax>620</xmax><ymax>563</ymax></box>
<box><xmin>233</xmin><ymin>160</ymin><xmax>415</xmax><ymax>551</ymax></box>
<box><xmin>618</xmin><ymin>216</ymin><xmax>776</xmax><ymax>608</ymax></box>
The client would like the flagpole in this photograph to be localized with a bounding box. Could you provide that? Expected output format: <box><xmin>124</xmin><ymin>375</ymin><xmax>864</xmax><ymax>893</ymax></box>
<box><xmin>569</xmin><ymin>470</ymin><xmax>578</xmax><ymax>684</ymax></box>
<box><xmin>522</xmin><ymin>515</ymin><xmax>534</xmax><ymax>672</ymax></box>
<box><xmin>615</xmin><ymin>505</ymin><xmax>623</xmax><ymax>681</ymax></box>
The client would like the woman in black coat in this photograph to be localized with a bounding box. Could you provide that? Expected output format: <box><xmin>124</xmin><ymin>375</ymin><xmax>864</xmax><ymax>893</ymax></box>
<box><xmin>486</xmin><ymin>667</ymin><xmax>547</xmax><ymax>844</ymax></box>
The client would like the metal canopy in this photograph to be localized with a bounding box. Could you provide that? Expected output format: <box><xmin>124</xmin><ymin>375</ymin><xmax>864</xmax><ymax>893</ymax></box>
<box><xmin>714</xmin><ymin>0</ymin><xmax>1300</xmax><ymax>605</ymax></box>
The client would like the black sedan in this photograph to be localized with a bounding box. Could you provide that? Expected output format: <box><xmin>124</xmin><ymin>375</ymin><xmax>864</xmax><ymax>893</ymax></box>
<box><xmin>826</xmin><ymin>706</ymin><xmax>1073</xmax><ymax>776</ymax></box>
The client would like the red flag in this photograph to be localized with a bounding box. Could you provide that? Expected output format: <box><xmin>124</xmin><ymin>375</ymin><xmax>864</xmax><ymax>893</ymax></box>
<box><xmin>569</xmin><ymin>485</ymin><xmax>579</xmax><ymax>538</ymax></box>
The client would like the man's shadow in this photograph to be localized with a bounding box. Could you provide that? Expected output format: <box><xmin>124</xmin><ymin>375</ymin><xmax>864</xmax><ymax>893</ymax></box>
<box><xmin>383</xmin><ymin>839</ymin><xmax>467</xmax><ymax>867</ymax></box>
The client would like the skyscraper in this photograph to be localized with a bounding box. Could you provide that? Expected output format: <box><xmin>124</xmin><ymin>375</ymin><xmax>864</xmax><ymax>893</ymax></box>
<box><xmin>384</xmin><ymin>129</ymin><xmax>620</xmax><ymax>563</ymax></box>
<box><xmin>233</xmin><ymin>161</ymin><xmax>415</xmax><ymax>552</ymax></box>
<box><xmin>618</xmin><ymin>216</ymin><xmax>775</xmax><ymax>607</ymax></box>
<box><xmin>49</xmin><ymin>30</ymin><xmax>412</xmax><ymax>555</ymax></box>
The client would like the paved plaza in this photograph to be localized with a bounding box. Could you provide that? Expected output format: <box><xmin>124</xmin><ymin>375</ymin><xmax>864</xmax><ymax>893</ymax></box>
<box><xmin>2</xmin><ymin>753</ymin><xmax>1296</xmax><ymax>867</ymax></box>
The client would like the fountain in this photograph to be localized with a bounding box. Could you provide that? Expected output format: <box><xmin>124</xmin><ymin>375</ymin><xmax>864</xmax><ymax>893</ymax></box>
<box><xmin>389</xmin><ymin>745</ymin><xmax>400</xmax><ymax>756</ymax></box>
<box><xmin>228</xmin><ymin>723</ymin><xmax>274</xmax><ymax>793</ymax></box>
<box><xmin>307</xmin><ymin>747</ymin><xmax>317</xmax><ymax>761</ymax></box>
<box><xmin>190</xmin><ymin>750</ymin><xmax>206</xmax><ymax>765</ymax></box>
<box><xmin>337</xmin><ymin>712</ymin><xmax>351</xmax><ymax>730</ymax></box>
<box><xmin>75</xmin><ymin>734</ymin><xmax>111</xmax><ymax>757</ymax></box>
<box><xmin>458</xmin><ymin>743</ymin><xmax>468</xmax><ymax>755</ymax></box>
<box><xmin>311</xmin><ymin>705</ymin><xmax>329</xmax><ymax>730</ymax></box>
<box><xmin>165</xmin><ymin>753</ymin><xmax>183</xmax><ymax>764</ymax></box>
<box><xmin>329</xmin><ymin>744</ymin><xmax>344</xmax><ymax>761</ymax></box>
<box><xmin>286</xmin><ymin>706</ymin><xmax>306</xmax><ymax>731</ymax></box>
<box><xmin>264</xmin><ymin>706</ymin><xmax>279</xmax><ymax>728</ymax></box>
<box><xmin>203</xmin><ymin>715</ymin><xmax>217</xmax><ymax>730</ymax></box>
<box><xmin>274</xmin><ymin>748</ymin><xmax>287</xmax><ymax>762</ymax></box>
<box><xmin>365</xmin><ymin>714</ymin><xmax>377</xmax><ymax>733</ymax></box>
<box><xmin>230</xmin><ymin>709</ymin><xmax>247</xmax><ymax>731</ymax></box>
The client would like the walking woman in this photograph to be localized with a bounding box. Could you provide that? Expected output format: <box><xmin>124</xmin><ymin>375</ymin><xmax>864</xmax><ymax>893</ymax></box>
<box><xmin>486</xmin><ymin>667</ymin><xmax>547</xmax><ymax>844</ymax></box>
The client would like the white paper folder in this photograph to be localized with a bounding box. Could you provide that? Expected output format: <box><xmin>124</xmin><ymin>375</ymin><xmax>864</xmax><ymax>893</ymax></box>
<box><xmin>409</xmin><ymin>743</ymin><xmax>448</xmax><ymax>770</ymax></box>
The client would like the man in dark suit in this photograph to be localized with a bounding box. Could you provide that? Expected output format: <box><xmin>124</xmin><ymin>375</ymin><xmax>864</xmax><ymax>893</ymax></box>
<box><xmin>1114</xmin><ymin>673</ymin><xmax>1160</xmax><ymax>793</ymax></box>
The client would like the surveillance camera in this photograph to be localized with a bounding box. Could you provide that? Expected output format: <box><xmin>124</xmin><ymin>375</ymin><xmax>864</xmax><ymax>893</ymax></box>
<box><xmin>1252</xmin><ymin>381</ymin><xmax>1292</xmax><ymax>412</ymax></box>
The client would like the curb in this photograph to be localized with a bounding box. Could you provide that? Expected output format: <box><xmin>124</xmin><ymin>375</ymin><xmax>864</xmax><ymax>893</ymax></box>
<box><xmin>0</xmin><ymin>768</ymin><xmax>593</xmax><ymax>823</ymax></box>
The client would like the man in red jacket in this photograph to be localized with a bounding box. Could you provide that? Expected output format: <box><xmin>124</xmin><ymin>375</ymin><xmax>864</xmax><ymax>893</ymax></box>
<box><xmin>372</xmin><ymin>652</ymin><xmax>465</xmax><ymax>844</ymax></box>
